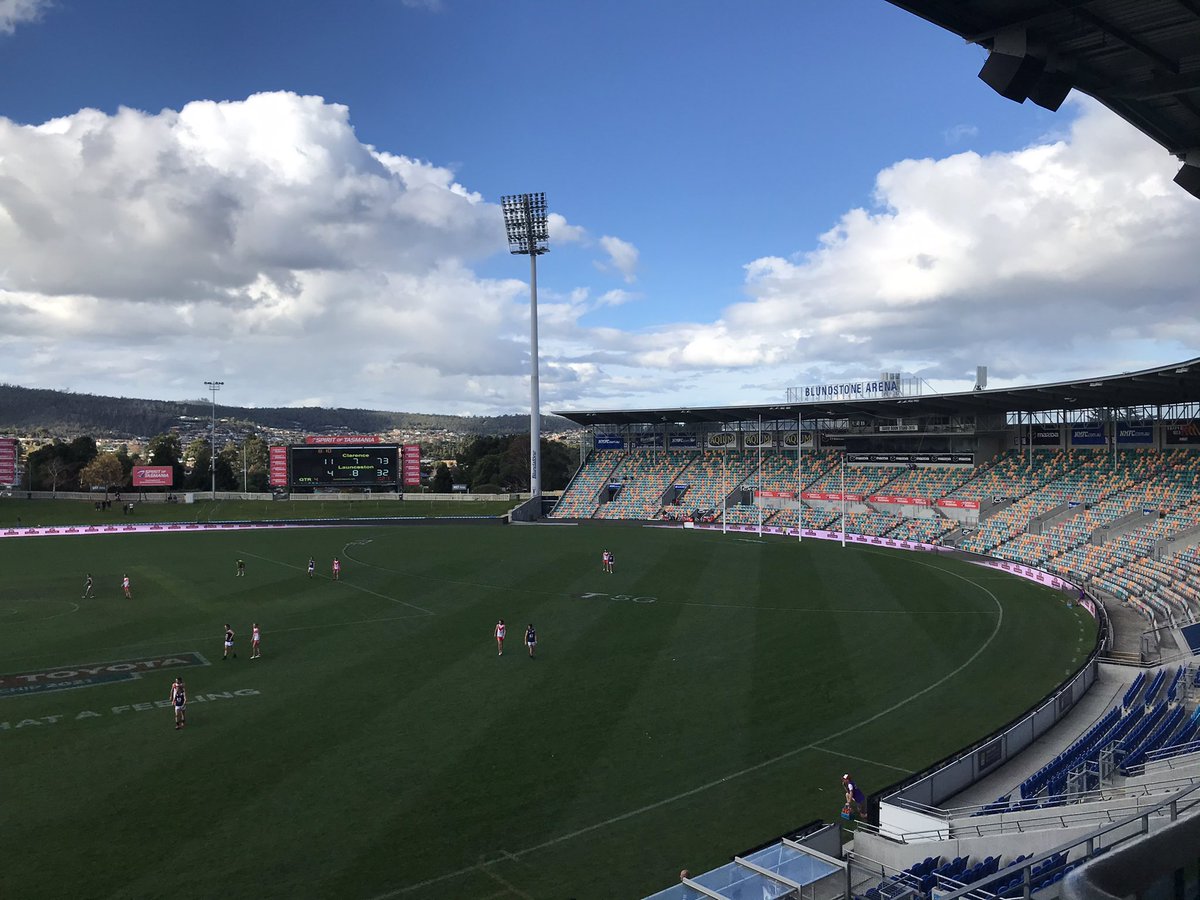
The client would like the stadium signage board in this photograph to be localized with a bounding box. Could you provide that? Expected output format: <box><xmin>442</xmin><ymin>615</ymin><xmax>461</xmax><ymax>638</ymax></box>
<box><xmin>268</xmin><ymin>446</ymin><xmax>289</xmax><ymax>486</ymax></box>
<box><xmin>1166</xmin><ymin>421</ymin><xmax>1200</xmax><ymax>445</ymax></box>
<box><xmin>401</xmin><ymin>444</ymin><xmax>421</xmax><ymax>487</ymax></box>
<box><xmin>1116</xmin><ymin>423</ymin><xmax>1153</xmax><ymax>445</ymax></box>
<box><xmin>847</xmin><ymin>452</ymin><xmax>973</xmax><ymax>465</ymax></box>
<box><xmin>1020</xmin><ymin>427</ymin><xmax>1061</xmax><ymax>446</ymax></box>
<box><xmin>755</xmin><ymin>489</ymin><xmax>796</xmax><ymax>499</ymax></box>
<box><xmin>633</xmin><ymin>433</ymin><xmax>663</xmax><ymax>449</ymax></box>
<box><xmin>1071</xmin><ymin>425</ymin><xmax>1107</xmax><ymax>446</ymax></box>
<box><xmin>798</xmin><ymin>379</ymin><xmax>901</xmax><ymax>400</ymax></box>
<box><xmin>744</xmin><ymin>432</ymin><xmax>773</xmax><ymax>449</ymax></box>
<box><xmin>869</xmin><ymin>495</ymin><xmax>931</xmax><ymax>506</ymax></box>
<box><xmin>304</xmin><ymin>435</ymin><xmax>381</xmax><ymax>445</ymax></box>
<box><xmin>0</xmin><ymin>437</ymin><xmax>17</xmax><ymax>484</ymax></box>
<box><xmin>781</xmin><ymin>432</ymin><xmax>814</xmax><ymax>448</ymax></box>
<box><xmin>668</xmin><ymin>433</ymin><xmax>699</xmax><ymax>449</ymax></box>
<box><xmin>595</xmin><ymin>433</ymin><xmax>624</xmax><ymax>450</ymax></box>
<box><xmin>937</xmin><ymin>498</ymin><xmax>980</xmax><ymax>510</ymax></box>
<box><xmin>706</xmin><ymin>433</ymin><xmax>737</xmax><ymax>450</ymax></box>
<box><xmin>132</xmin><ymin>466</ymin><xmax>173</xmax><ymax>487</ymax></box>
<box><xmin>801</xmin><ymin>490</ymin><xmax>864</xmax><ymax>502</ymax></box>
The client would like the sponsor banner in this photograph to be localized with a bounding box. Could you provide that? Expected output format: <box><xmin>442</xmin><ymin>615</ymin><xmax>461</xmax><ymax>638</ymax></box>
<box><xmin>0</xmin><ymin>652</ymin><xmax>209</xmax><ymax>698</ymax></box>
<box><xmin>781</xmin><ymin>431</ymin><xmax>814</xmax><ymax>448</ymax></box>
<box><xmin>1071</xmin><ymin>424</ymin><xmax>1106</xmax><ymax>446</ymax></box>
<box><xmin>801</xmin><ymin>491</ymin><xmax>864</xmax><ymax>502</ymax></box>
<box><xmin>869</xmin><ymin>494</ymin><xmax>931</xmax><ymax>506</ymax></box>
<box><xmin>1021</xmin><ymin>427</ymin><xmax>1061</xmax><ymax>446</ymax></box>
<box><xmin>268</xmin><ymin>446</ymin><xmax>289</xmax><ymax>487</ymax></box>
<box><xmin>401</xmin><ymin>444</ymin><xmax>421</xmax><ymax>487</ymax></box>
<box><xmin>937</xmin><ymin>498</ymin><xmax>980</xmax><ymax>510</ymax></box>
<box><xmin>669</xmin><ymin>433</ymin><xmax>699</xmax><ymax>450</ymax></box>
<box><xmin>970</xmin><ymin>559</ymin><xmax>1081</xmax><ymax>599</ymax></box>
<box><xmin>820</xmin><ymin>433</ymin><xmax>847</xmax><ymax>447</ymax></box>
<box><xmin>878</xmin><ymin>424</ymin><xmax>918</xmax><ymax>432</ymax></box>
<box><xmin>706</xmin><ymin>432</ymin><xmax>738</xmax><ymax>451</ymax></box>
<box><xmin>755</xmin><ymin>490</ymin><xmax>796</xmax><ymax>499</ymax></box>
<box><xmin>847</xmin><ymin>452</ymin><xmax>972</xmax><ymax>465</ymax></box>
<box><xmin>743</xmin><ymin>432</ymin><xmax>774</xmax><ymax>449</ymax></box>
<box><xmin>1116</xmin><ymin>423</ymin><xmax>1154</xmax><ymax>445</ymax></box>
<box><xmin>0</xmin><ymin>437</ymin><xmax>16</xmax><ymax>483</ymax></box>
<box><xmin>132</xmin><ymin>465</ymin><xmax>173</xmax><ymax>487</ymax></box>
<box><xmin>1165</xmin><ymin>421</ymin><xmax>1200</xmax><ymax>446</ymax></box>
<box><xmin>595</xmin><ymin>433</ymin><xmax>625</xmax><ymax>451</ymax></box>
<box><xmin>633</xmin><ymin>433</ymin><xmax>664</xmax><ymax>449</ymax></box>
<box><xmin>304</xmin><ymin>435</ymin><xmax>381</xmax><ymax>445</ymax></box>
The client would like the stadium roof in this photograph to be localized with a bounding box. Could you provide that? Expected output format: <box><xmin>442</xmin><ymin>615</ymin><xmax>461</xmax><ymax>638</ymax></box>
<box><xmin>552</xmin><ymin>358</ymin><xmax>1200</xmax><ymax>427</ymax></box>
<box><xmin>885</xmin><ymin>0</ymin><xmax>1200</xmax><ymax>164</ymax></box>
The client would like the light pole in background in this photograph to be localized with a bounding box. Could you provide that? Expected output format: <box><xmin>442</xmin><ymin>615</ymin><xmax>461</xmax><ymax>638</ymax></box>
<box><xmin>204</xmin><ymin>380</ymin><xmax>223</xmax><ymax>496</ymax></box>
<box><xmin>501</xmin><ymin>192</ymin><xmax>549</xmax><ymax>498</ymax></box>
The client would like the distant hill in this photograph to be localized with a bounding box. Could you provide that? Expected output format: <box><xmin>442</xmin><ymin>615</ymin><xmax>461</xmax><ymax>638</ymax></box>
<box><xmin>0</xmin><ymin>384</ymin><xmax>577</xmax><ymax>438</ymax></box>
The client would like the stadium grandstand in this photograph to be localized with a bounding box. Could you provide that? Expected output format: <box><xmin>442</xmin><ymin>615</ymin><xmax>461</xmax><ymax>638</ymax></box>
<box><xmin>552</xmin><ymin>359</ymin><xmax>1200</xmax><ymax>900</ymax></box>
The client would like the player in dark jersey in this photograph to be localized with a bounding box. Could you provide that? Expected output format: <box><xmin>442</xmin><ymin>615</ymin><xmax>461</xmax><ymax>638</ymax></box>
<box><xmin>525</xmin><ymin>623</ymin><xmax>537</xmax><ymax>658</ymax></box>
<box><xmin>170</xmin><ymin>677</ymin><xmax>186</xmax><ymax>730</ymax></box>
<box><xmin>81</xmin><ymin>574</ymin><xmax>95</xmax><ymax>600</ymax></box>
<box><xmin>307</xmin><ymin>557</ymin><xmax>316</xmax><ymax>578</ymax></box>
<box><xmin>236</xmin><ymin>558</ymin><xmax>245</xmax><ymax>577</ymax></box>
<box><xmin>223</xmin><ymin>624</ymin><xmax>236</xmax><ymax>660</ymax></box>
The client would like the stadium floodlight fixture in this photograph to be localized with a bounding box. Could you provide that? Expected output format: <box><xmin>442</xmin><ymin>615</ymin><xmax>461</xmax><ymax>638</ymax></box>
<box><xmin>500</xmin><ymin>192</ymin><xmax>550</xmax><ymax>499</ymax></box>
<box><xmin>204</xmin><ymin>380</ymin><xmax>224</xmax><ymax>496</ymax></box>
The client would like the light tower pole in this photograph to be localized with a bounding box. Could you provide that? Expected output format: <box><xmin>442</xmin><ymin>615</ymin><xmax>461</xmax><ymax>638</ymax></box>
<box><xmin>204</xmin><ymin>380</ymin><xmax>223</xmax><ymax>496</ymax></box>
<box><xmin>501</xmin><ymin>192</ymin><xmax>549</xmax><ymax>498</ymax></box>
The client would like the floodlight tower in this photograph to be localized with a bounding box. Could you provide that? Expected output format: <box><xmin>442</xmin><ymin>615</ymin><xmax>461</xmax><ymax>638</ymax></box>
<box><xmin>501</xmin><ymin>192</ymin><xmax>549</xmax><ymax>498</ymax></box>
<box><xmin>204</xmin><ymin>379</ymin><xmax>223</xmax><ymax>496</ymax></box>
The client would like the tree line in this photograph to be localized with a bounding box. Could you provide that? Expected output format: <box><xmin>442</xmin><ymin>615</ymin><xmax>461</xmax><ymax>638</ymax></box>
<box><xmin>22</xmin><ymin>433</ymin><xmax>580</xmax><ymax>494</ymax></box>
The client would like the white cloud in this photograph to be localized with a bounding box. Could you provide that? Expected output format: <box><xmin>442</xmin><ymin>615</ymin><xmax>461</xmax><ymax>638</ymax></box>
<box><xmin>597</xmin><ymin>234</ymin><xmax>639</xmax><ymax>283</ymax></box>
<box><xmin>0</xmin><ymin>0</ymin><xmax>48</xmax><ymax>35</ymax></box>
<box><xmin>1</xmin><ymin>92</ymin><xmax>1197</xmax><ymax>419</ymax></box>
<box><xmin>564</xmin><ymin>97</ymin><xmax>1200</xmax><ymax>405</ymax></box>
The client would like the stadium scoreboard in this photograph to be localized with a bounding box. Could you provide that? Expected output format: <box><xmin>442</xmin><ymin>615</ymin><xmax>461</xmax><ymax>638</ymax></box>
<box><xmin>289</xmin><ymin>445</ymin><xmax>400</xmax><ymax>487</ymax></box>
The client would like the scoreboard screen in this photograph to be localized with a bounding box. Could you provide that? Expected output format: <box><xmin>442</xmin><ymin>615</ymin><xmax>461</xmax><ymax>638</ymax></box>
<box><xmin>290</xmin><ymin>445</ymin><xmax>399</xmax><ymax>487</ymax></box>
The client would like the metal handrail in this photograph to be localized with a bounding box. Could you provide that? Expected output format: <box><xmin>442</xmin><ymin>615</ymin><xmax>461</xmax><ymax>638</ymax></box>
<box><xmin>929</xmin><ymin>781</ymin><xmax>1200</xmax><ymax>900</ymax></box>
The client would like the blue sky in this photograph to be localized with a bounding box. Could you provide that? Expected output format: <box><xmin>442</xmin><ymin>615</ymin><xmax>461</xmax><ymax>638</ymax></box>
<box><xmin>0</xmin><ymin>0</ymin><xmax>1196</xmax><ymax>413</ymax></box>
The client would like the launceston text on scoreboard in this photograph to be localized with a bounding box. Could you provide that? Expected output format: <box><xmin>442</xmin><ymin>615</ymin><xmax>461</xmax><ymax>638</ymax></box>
<box><xmin>267</xmin><ymin>437</ymin><xmax>421</xmax><ymax>488</ymax></box>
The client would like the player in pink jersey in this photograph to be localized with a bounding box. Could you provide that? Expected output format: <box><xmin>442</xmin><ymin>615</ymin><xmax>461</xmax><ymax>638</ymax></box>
<box><xmin>250</xmin><ymin>623</ymin><xmax>262</xmax><ymax>659</ymax></box>
<box><xmin>122</xmin><ymin>574</ymin><xmax>132</xmax><ymax>599</ymax></box>
<box><xmin>494</xmin><ymin>619</ymin><xmax>506</xmax><ymax>656</ymax></box>
<box><xmin>332</xmin><ymin>557</ymin><xmax>341</xmax><ymax>581</ymax></box>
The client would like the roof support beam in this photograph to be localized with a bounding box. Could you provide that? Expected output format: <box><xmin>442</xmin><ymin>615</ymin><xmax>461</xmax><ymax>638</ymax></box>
<box><xmin>1065</xmin><ymin>5</ymin><xmax>1181</xmax><ymax>75</ymax></box>
<box><xmin>1112</xmin><ymin>70</ymin><xmax>1200</xmax><ymax>101</ymax></box>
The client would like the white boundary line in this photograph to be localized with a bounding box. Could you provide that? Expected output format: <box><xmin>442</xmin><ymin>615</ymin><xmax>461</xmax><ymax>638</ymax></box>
<box><xmin>367</xmin><ymin>560</ymin><xmax>1005</xmax><ymax>899</ymax></box>
<box><xmin>810</xmin><ymin>746</ymin><xmax>911</xmax><ymax>774</ymax></box>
